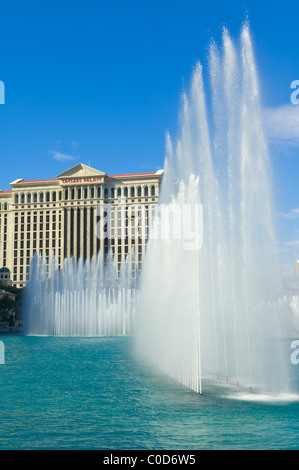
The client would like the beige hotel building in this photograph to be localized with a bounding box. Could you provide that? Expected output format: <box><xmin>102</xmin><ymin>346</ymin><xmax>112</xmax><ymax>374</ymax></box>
<box><xmin>0</xmin><ymin>163</ymin><xmax>163</xmax><ymax>287</ymax></box>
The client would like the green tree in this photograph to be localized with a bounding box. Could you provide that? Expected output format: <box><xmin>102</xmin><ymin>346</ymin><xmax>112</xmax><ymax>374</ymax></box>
<box><xmin>0</xmin><ymin>294</ymin><xmax>16</xmax><ymax>315</ymax></box>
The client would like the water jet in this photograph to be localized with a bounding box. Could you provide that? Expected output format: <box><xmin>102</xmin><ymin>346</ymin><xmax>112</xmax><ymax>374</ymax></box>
<box><xmin>136</xmin><ymin>23</ymin><xmax>296</xmax><ymax>396</ymax></box>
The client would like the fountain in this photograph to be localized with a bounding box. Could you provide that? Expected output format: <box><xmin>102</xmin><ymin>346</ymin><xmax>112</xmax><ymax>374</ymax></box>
<box><xmin>24</xmin><ymin>251</ymin><xmax>137</xmax><ymax>336</ymax></box>
<box><xmin>136</xmin><ymin>23</ymin><xmax>297</xmax><ymax>395</ymax></box>
<box><xmin>24</xmin><ymin>23</ymin><xmax>298</xmax><ymax>396</ymax></box>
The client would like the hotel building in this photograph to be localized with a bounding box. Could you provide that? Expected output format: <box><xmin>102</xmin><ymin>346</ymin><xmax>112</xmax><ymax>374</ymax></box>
<box><xmin>0</xmin><ymin>163</ymin><xmax>163</xmax><ymax>287</ymax></box>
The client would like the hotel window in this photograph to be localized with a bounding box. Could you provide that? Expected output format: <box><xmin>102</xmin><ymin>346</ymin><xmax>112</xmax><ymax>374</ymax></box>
<box><xmin>137</xmin><ymin>186</ymin><xmax>141</xmax><ymax>197</ymax></box>
<box><xmin>77</xmin><ymin>188</ymin><xmax>81</xmax><ymax>199</ymax></box>
<box><xmin>117</xmin><ymin>187</ymin><xmax>121</xmax><ymax>197</ymax></box>
<box><xmin>104</xmin><ymin>188</ymin><xmax>108</xmax><ymax>198</ymax></box>
<box><xmin>46</xmin><ymin>192</ymin><xmax>50</xmax><ymax>202</ymax></box>
<box><xmin>65</xmin><ymin>189</ymin><xmax>69</xmax><ymax>200</ymax></box>
<box><xmin>15</xmin><ymin>194</ymin><xmax>19</xmax><ymax>204</ymax></box>
<box><xmin>97</xmin><ymin>186</ymin><xmax>101</xmax><ymax>198</ymax></box>
<box><xmin>144</xmin><ymin>186</ymin><xmax>148</xmax><ymax>197</ymax></box>
<box><xmin>124</xmin><ymin>187</ymin><xmax>128</xmax><ymax>197</ymax></box>
<box><xmin>33</xmin><ymin>193</ymin><xmax>37</xmax><ymax>202</ymax></box>
<box><xmin>90</xmin><ymin>187</ymin><xmax>94</xmax><ymax>198</ymax></box>
<box><xmin>71</xmin><ymin>188</ymin><xmax>75</xmax><ymax>200</ymax></box>
<box><xmin>130</xmin><ymin>187</ymin><xmax>135</xmax><ymax>197</ymax></box>
<box><xmin>52</xmin><ymin>192</ymin><xmax>57</xmax><ymax>202</ymax></box>
<box><xmin>111</xmin><ymin>187</ymin><xmax>115</xmax><ymax>198</ymax></box>
<box><xmin>84</xmin><ymin>187</ymin><xmax>88</xmax><ymax>199</ymax></box>
<box><xmin>27</xmin><ymin>193</ymin><xmax>31</xmax><ymax>203</ymax></box>
<box><xmin>21</xmin><ymin>193</ymin><xmax>25</xmax><ymax>204</ymax></box>
<box><xmin>151</xmin><ymin>185</ymin><xmax>155</xmax><ymax>196</ymax></box>
<box><xmin>39</xmin><ymin>193</ymin><xmax>44</xmax><ymax>203</ymax></box>
<box><xmin>59</xmin><ymin>191</ymin><xmax>62</xmax><ymax>201</ymax></box>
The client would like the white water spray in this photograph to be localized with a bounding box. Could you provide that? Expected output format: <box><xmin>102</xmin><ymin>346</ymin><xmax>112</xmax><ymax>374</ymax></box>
<box><xmin>24</xmin><ymin>252</ymin><xmax>137</xmax><ymax>336</ymax></box>
<box><xmin>136</xmin><ymin>24</ymin><xmax>296</xmax><ymax>394</ymax></box>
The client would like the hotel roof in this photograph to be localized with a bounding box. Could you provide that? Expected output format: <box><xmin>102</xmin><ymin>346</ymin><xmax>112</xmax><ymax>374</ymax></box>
<box><xmin>9</xmin><ymin>170</ymin><xmax>163</xmax><ymax>186</ymax></box>
<box><xmin>16</xmin><ymin>179</ymin><xmax>58</xmax><ymax>184</ymax></box>
<box><xmin>4</xmin><ymin>164</ymin><xmax>163</xmax><ymax>191</ymax></box>
<box><xmin>16</xmin><ymin>173</ymin><xmax>158</xmax><ymax>183</ymax></box>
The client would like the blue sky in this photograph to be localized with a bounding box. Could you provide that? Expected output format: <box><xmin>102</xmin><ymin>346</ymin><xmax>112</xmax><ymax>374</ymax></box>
<box><xmin>0</xmin><ymin>0</ymin><xmax>299</xmax><ymax>270</ymax></box>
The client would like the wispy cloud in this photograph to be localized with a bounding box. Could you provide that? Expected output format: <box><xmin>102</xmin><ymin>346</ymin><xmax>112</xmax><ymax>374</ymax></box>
<box><xmin>263</xmin><ymin>104</ymin><xmax>299</xmax><ymax>148</ymax></box>
<box><xmin>71</xmin><ymin>141</ymin><xmax>79</xmax><ymax>150</ymax></box>
<box><xmin>50</xmin><ymin>150</ymin><xmax>78</xmax><ymax>162</ymax></box>
<box><xmin>282</xmin><ymin>240</ymin><xmax>299</xmax><ymax>247</ymax></box>
<box><xmin>279</xmin><ymin>208</ymin><xmax>299</xmax><ymax>219</ymax></box>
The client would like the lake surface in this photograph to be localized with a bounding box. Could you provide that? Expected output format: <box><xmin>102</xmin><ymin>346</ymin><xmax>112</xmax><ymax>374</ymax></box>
<box><xmin>0</xmin><ymin>335</ymin><xmax>299</xmax><ymax>450</ymax></box>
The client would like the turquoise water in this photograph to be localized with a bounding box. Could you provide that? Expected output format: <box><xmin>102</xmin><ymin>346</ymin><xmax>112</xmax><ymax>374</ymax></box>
<box><xmin>0</xmin><ymin>335</ymin><xmax>299</xmax><ymax>450</ymax></box>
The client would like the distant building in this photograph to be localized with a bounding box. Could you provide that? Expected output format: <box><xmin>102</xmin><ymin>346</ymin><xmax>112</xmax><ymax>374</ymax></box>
<box><xmin>284</xmin><ymin>264</ymin><xmax>299</xmax><ymax>295</ymax></box>
<box><xmin>0</xmin><ymin>163</ymin><xmax>163</xmax><ymax>287</ymax></box>
<box><xmin>0</xmin><ymin>289</ymin><xmax>16</xmax><ymax>300</ymax></box>
<box><xmin>0</xmin><ymin>267</ymin><xmax>12</xmax><ymax>286</ymax></box>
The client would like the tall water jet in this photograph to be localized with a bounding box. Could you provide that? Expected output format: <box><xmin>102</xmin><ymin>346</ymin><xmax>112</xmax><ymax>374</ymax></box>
<box><xmin>136</xmin><ymin>24</ymin><xmax>296</xmax><ymax>395</ymax></box>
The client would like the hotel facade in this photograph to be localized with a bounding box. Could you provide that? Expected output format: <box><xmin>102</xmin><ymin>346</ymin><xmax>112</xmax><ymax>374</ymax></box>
<box><xmin>0</xmin><ymin>163</ymin><xmax>163</xmax><ymax>287</ymax></box>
